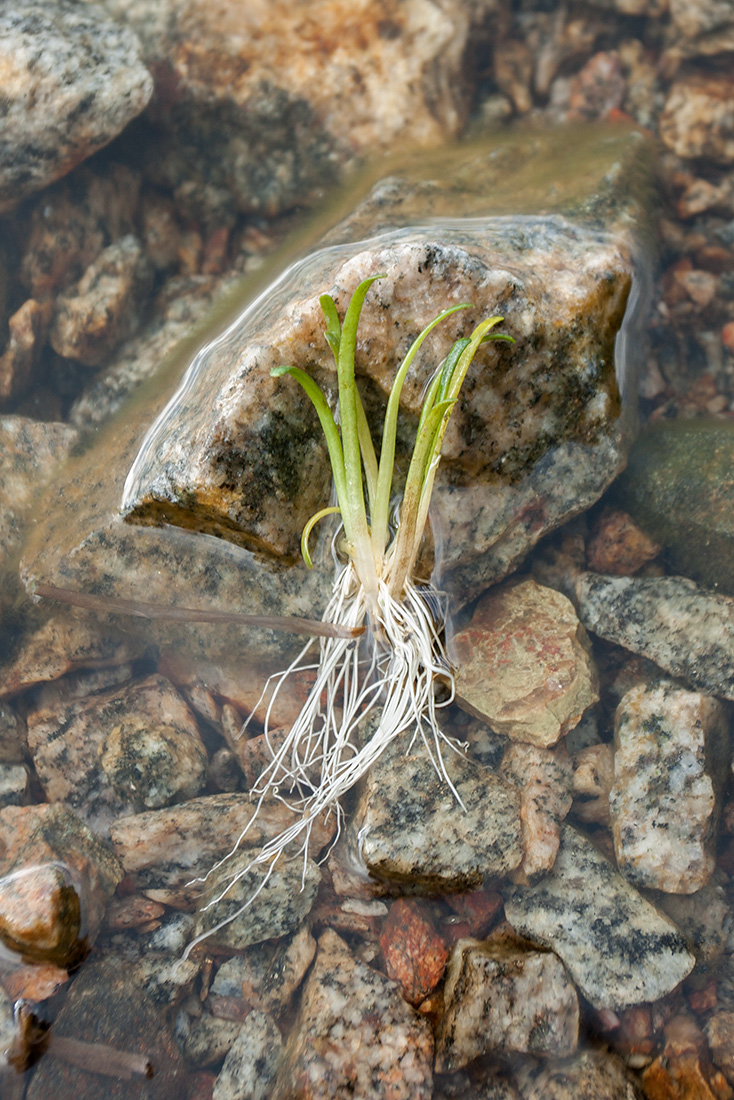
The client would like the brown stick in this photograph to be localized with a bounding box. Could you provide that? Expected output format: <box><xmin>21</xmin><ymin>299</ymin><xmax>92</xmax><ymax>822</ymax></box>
<box><xmin>33</xmin><ymin>583</ymin><xmax>363</xmax><ymax>640</ymax></box>
<box><xmin>46</xmin><ymin>1034</ymin><xmax>154</xmax><ymax>1080</ymax></box>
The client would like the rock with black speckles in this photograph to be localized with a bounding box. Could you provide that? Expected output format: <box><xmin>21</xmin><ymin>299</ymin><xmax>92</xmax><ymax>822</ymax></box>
<box><xmin>175</xmin><ymin>1008</ymin><xmax>243</xmax><ymax>1069</ymax></box>
<box><xmin>500</xmin><ymin>741</ymin><xmax>573</xmax><ymax>883</ymax></box>
<box><xmin>27</xmin><ymin>674</ymin><xmax>207</xmax><ymax>835</ymax></box>
<box><xmin>654</xmin><ymin>878</ymin><xmax>733</xmax><ymax>963</ymax></box>
<box><xmin>435</xmin><ymin>933</ymin><xmax>579</xmax><ymax>1072</ymax></box>
<box><xmin>610</xmin><ymin>681</ymin><xmax>729</xmax><ymax>894</ymax></box>
<box><xmin>271</xmin><ymin>929</ymin><xmax>433</xmax><ymax>1100</ymax></box>
<box><xmin>504</xmin><ymin>825</ymin><xmax>695</xmax><ymax>1009</ymax></box>
<box><xmin>514</xmin><ymin>1049</ymin><xmax>643</xmax><ymax>1100</ymax></box>
<box><xmin>575</xmin><ymin>572</ymin><xmax>734</xmax><ymax>700</ymax></box>
<box><xmin>194</xmin><ymin>847</ymin><xmax>320</xmax><ymax>951</ymax></box>
<box><xmin>0</xmin><ymin>2</ymin><xmax>153</xmax><ymax>213</ymax></box>
<box><xmin>213</xmin><ymin>1009</ymin><xmax>283</xmax><ymax>1100</ymax></box>
<box><xmin>352</xmin><ymin>736</ymin><xmax>523</xmax><ymax>892</ymax></box>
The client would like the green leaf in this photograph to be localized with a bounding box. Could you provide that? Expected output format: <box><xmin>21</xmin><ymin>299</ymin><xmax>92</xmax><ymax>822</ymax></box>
<box><xmin>319</xmin><ymin>294</ymin><xmax>341</xmax><ymax>366</ymax></box>
<box><xmin>301</xmin><ymin>505</ymin><xmax>342</xmax><ymax>569</ymax></box>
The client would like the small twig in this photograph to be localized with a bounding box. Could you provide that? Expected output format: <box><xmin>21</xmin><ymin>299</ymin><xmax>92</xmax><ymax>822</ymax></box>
<box><xmin>32</xmin><ymin>583</ymin><xmax>363</xmax><ymax>640</ymax></box>
<box><xmin>46</xmin><ymin>1034</ymin><xmax>154</xmax><ymax>1080</ymax></box>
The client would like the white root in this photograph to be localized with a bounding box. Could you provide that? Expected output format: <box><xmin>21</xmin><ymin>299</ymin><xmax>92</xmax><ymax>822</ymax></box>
<box><xmin>184</xmin><ymin>556</ymin><xmax>461</xmax><ymax>956</ymax></box>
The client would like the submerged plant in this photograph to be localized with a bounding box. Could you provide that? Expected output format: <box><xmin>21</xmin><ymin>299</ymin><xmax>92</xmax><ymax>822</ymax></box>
<box><xmin>187</xmin><ymin>275</ymin><xmax>513</xmax><ymax>950</ymax></box>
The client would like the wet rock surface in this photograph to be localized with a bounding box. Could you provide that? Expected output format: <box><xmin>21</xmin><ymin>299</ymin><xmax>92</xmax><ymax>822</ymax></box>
<box><xmin>500</xmin><ymin>742</ymin><xmax>573</xmax><ymax>883</ymax></box>
<box><xmin>213</xmin><ymin>1009</ymin><xmax>283</xmax><ymax>1100</ymax></box>
<box><xmin>27</xmin><ymin>674</ymin><xmax>207</xmax><ymax>835</ymax></box>
<box><xmin>0</xmin><ymin>803</ymin><xmax>121</xmax><ymax>965</ymax></box>
<box><xmin>575</xmin><ymin>573</ymin><xmax>734</xmax><ymax>700</ymax></box>
<box><xmin>435</xmin><ymin>932</ymin><xmax>579</xmax><ymax>1071</ymax></box>
<box><xmin>0</xmin><ymin>1</ymin><xmax>152</xmax><ymax>213</ymax></box>
<box><xmin>504</xmin><ymin>825</ymin><xmax>695</xmax><ymax>1009</ymax></box>
<box><xmin>452</xmin><ymin>578</ymin><xmax>598</xmax><ymax>747</ymax></box>
<box><xmin>271</xmin><ymin>929</ymin><xmax>433</xmax><ymax>1100</ymax></box>
<box><xmin>353</xmin><ymin>736</ymin><xmax>523</xmax><ymax>891</ymax></box>
<box><xmin>514</xmin><ymin>1049</ymin><xmax>643</xmax><ymax>1100</ymax></box>
<box><xmin>611</xmin><ymin>681</ymin><xmax>729</xmax><ymax>894</ymax></box>
<box><xmin>615</xmin><ymin>420</ymin><xmax>734</xmax><ymax>595</ymax></box>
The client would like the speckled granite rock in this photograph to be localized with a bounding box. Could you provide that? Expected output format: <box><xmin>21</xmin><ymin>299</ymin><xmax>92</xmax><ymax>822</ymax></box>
<box><xmin>575</xmin><ymin>573</ymin><xmax>734</xmax><ymax>700</ymax></box>
<box><xmin>271</xmin><ymin>929</ymin><xmax>433</xmax><ymax>1100</ymax></box>
<box><xmin>452</xmin><ymin>578</ymin><xmax>598</xmax><ymax>747</ymax></box>
<box><xmin>194</xmin><ymin>847</ymin><xmax>320</xmax><ymax>950</ymax></box>
<box><xmin>610</xmin><ymin>681</ymin><xmax>729</xmax><ymax>894</ymax></box>
<box><xmin>499</xmin><ymin>741</ymin><xmax>573</xmax><ymax>883</ymax></box>
<box><xmin>0</xmin><ymin>614</ymin><xmax>141</xmax><ymax>700</ymax></box>
<box><xmin>352</xmin><ymin>736</ymin><xmax>523</xmax><ymax>891</ymax></box>
<box><xmin>175</xmin><ymin>1008</ymin><xmax>242</xmax><ymax>1068</ymax></box>
<box><xmin>435</xmin><ymin>933</ymin><xmax>579</xmax><ymax>1071</ymax></box>
<box><xmin>0</xmin><ymin>416</ymin><xmax>78</xmax><ymax>583</ymax></box>
<box><xmin>654</xmin><ymin>878</ymin><xmax>733</xmax><ymax>963</ymax></box>
<box><xmin>99</xmin><ymin>0</ymin><xmax>499</xmax><ymax>220</ymax></box>
<box><xmin>0</xmin><ymin>803</ymin><xmax>121</xmax><ymax>966</ymax></box>
<box><xmin>660</xmin><ymin>73</ymin><xmax>734</xmax><ymax>163</ymax></box>
<box><xmin>26</xmin><ymin>954</ymin><xmax>186</xmax><ymax>1100</ymax></box>
<box><xmin>0</xmin><ymin>764</ymin><xmax>29</xmax><ymax>808</ymax></box>
<box><xmin>0</xmin><ymin>2</ymin><xmax>153</xmax><ymax>213</ymax></box>
<box><xmin>614</xmin><ymin>420</ymin><xmax>734</xmax><ymax>596</ymax></box>
<box><xmin>27</xmin><ymin>674</ymin><xmax>207</xmax><ymax>835</ymax></box>
<box><xmin>213</xmin><ymin>1009</ymin><xmax>283</xmax><ymax>1100</ymax></box>
<box><xmin>504</xmin><ymin>825</ymin><xmax>695</xmax><ymax>1009</ymax></box>
<box><xmin>210</xmin><ymin>926</ymin><xmax>316</xmax><ymax>1017</ymax></box>
<box><xmin>49</xmin><ymin>235</ymin><xmax>152</xmax><ymax>367</ymax></box>
<box><xmin>109</xmin><ymin>792</ymin><xmax>334</xmax><ymax>905</ymax></box>
<box><xmin>514</xmin><ymin>1049</ymin><xmax>643</xmax><ymax>1100</ymax></box>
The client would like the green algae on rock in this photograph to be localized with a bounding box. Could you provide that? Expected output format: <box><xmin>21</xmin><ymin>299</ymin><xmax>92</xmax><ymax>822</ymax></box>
<box><xmin>615</xmin><ymin>418</ymin><xmax>734</xmax><ymax>595</ymax></box>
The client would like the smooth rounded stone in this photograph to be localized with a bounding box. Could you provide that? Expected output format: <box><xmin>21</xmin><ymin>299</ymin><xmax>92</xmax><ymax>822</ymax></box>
<box><xmin>452</xmin><ymin>578</ymin><xmax>599</xmax><ymax>748</ymax></box>
<box><xmin>0</xmin><ymin>2</ymin><xmax>153</xmax><ymax>213</ymax></box>
<box><xmin>25</xmin><ymin>954</ymin><xmax>187</xmax><ymax>1100</ymax></box>
<box><xmin>0</xmin><ymin>764</ymin><xmax>30</xmax><ymax>808</ymax></box>
<box><xmin>213</xmin><ymin>1009</ymin><xmax>283</xmax><ymax>1100</ymax></box>
<box><xmin>0</xmin><ymin>298</ymin><xmax>51</xmax><ymax>403</ymax></box>
<box><xmin>499</xmin><ymin>741</ymin><xmax>573</xmax><ymax>883</ymax></box>
<box><xmin>0</xmin><ymin>614</ymin><xmax>142</xmax><ymax>700</ymax></box>
<box><xmin>653</xmin><ymin>879</ymin><xmax>733</xmax><ymax>963</ymax></box>
<box><xmin>270</xmin><ymin>929</ymin><xmax>433</xmax><ymax>1100</ymax></box>
<box><xmin>0</xmin><ymin>416</ymin><xmax>78</xmax><ymax>578</ymax></box>
<box><xmin>504</xmin><ymin>825</ymin><xmax>695</xmax><ymax>1010</ymax></box>
<box><xmin>0</xmin><ymin>803</ymin><xmax>122</xmax><ymax>966</ymax></box>
<box><xmin>614</xmin><ymin>420</ymin><xmax>734</xmax><ymax>596</ymax></box>
<box><xmin>109</xmin><ymin>792</ymin><xmax>334</xmax><ymax>905</ymax></box>
<box><xmin>352</xmin><ymin>736</ymin><xmax>523</xmax><ymax>892</ymax></box>
<box><xmin>514</xmin><ymin>1049</ymin><xmax>643</xmax><ymax>1100</ymax></box>
<box><xmin>194</xmin><ymin>848</ymin><xmax>320</xmax><ymax>951</ymax></box>
<box><xmin>175</xmin><ymin>1007</ymin><xmax>243</xmax><ymax>1068</ymax></box>
<box><xmin>49</xmin><ymin>235</ymin><xmax>152</xmax><ymax>367</ymax></box>
<box><xmin>99</xmin><ymin>0</ymin><xmax>499</xmax><ymax>219</ymax></box>
<box><xmin>435</xmin><ymin>934</ymin><xmax>579</xmax><ymax>1072</ymax></box>
<box><xmin>575</xmin><ymin>572</ymin><xmax>734</xmax><ymax>700</ymax></box>
<box><xmin>610</xmin><ymin>681</ymin><xmax>729</xmax><ymax>894</ymax></box>
<box><xmin>660</xmin><ymin>74</ymin><xmax>734</xmax><ymax>163</ymax></box>
<box><xmin>27</xmin><ymin>674</ymin><xmax>207</xmax><ymax>834</ymax></box>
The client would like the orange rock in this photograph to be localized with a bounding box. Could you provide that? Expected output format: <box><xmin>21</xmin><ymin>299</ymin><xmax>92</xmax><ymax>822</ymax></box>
<box><xmin>379</xmin><ymin>898</ymin><xmax>448</xmax><ymax>1006</ymax></box>
<box><xmin>586</xmin><ymin>507</ymin><xmax>661</xmax><ymax>575</ymax></box>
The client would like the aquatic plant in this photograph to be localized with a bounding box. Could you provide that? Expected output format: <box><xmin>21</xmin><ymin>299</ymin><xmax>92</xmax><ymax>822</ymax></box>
<box><xmin>187</xmin><ymin>275</ymin><xmax>513</xmax><ymax>949</ymax></box>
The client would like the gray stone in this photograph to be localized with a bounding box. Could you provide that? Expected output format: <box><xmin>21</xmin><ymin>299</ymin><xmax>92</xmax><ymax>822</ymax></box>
<box><xmin>271</xmin><ymin>929</ymin><xmax>433</xmax><ymax>1100</ymax></box>
<box><xmin>0</xmin><ymin>764</ymin><xmax>29</xmax><ymax>808</ymax></box>
<box><xmin>213</xmin><ymin>1010</ymin><xmax>283</xmax><ymax>1100</ymax></box>
<box><xmin>49</xmin><ymin>235</ymin><xmax>152</xmax><ymax>367</ymax></box>
<box><xmin>575</xmin><ymin>572</ymin><xmax>734</xmax><ymax>700</ymax></box>
<box><xmin>610</xmin><ymin>681</ymin><xmax>729</xmax><ymax>893</ymax></box>
<box><xmin>452</xmin><ymin>579</ymin><xmax>598</xmax><ymax>748</ymax></box>
<box><xmin>654</xmin><ymin>878</ymin><xmax>733</xmax><ymax>963</ymax></box>
<box><xmin>26</xmin><ymin>955</ymin><xmax>186</xmax><ymax>1100</ymax></box>
<box><xmin>194</xmin><ymin>847</ymin><xmax>320</xmax><ymax>951</ymax></box>
<box><xmin>614</xmin><ymin>419</ymin><xmax>734</xmax><ymax>596</ymax></box>
<box><xmin>352</xmin><ymin>736</ymin><xmax>523</xmax><ymax>892</ymax></box>
<box><xmin>175</xmin><ymin>1007</ymin><xmax>242</xmax><ymax>1068</ymax></box>
<box><xmin>434</xmin><ymin>1073</ymin><xmax>523</xmax><ymax>1100</ymax></box>
<box><xmin>504</xmin><ymin>825</ymin><xmax>695</xmax><ymax>1009</ymax></box>
<box><xmin>0</xmin><ymin>703</ymin><xmax>25</xmax><ymax>764</ymax></box>
<box><xmin>435</xmin><ymin>935</ymin><xmax>579</xmax><ymax>1072</ymax></box>
<box><xmin>514</xmin><ymin>1050</ymin><xmax>643</xmax><ymax>1100</ymax></box>
<box><xmin>27</xmin><ymin>674</ymin><xmax>207</xmax><ymax>835</ymax></box>
<box><xmin>0</xmin><ymin>2</ymin><xmax>153</xmax><ymax>213</ymax></box>
<box><xmin>136</xmin><ymin>954</ymin><xmax>199</xmax><ymax>1007</ymax></box>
